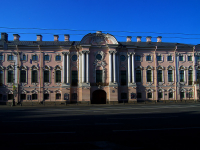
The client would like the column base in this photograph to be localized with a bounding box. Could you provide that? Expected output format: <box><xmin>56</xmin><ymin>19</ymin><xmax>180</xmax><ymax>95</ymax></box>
<box><xmin>79</xmin><ymin>82</ymin><xmax>90</xmax><ymax>87</ymax></box>
<box><xmin>109</xmin><ymin>82</ymin><xmax>118</xmax><ymax>87</ymax></box>
<box><xmin>62</xmin><ymin>83</ymin><xmax>70</xmax><ymax>87</ymax></box>
<box><xmin>128</xmin><ymin>82</ymin><xmax>136</xmax><ymax>87</ymax></box>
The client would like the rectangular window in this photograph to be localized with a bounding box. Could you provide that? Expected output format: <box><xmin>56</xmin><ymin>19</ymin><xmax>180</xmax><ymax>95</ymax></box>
<box><xmin>158</xmin><ymin>92</ymin><xmax>163</xmax><ymax>98</ymax></box>
<box><xmin>136</xmin><ymin>70</ymin><xmax>141</xmax><ymax>82</ymax></box>
<box><xmin>44</xmin><ymin>71</ymin><xmax>49</xmax><ymax>82</ymax></box>
<box><xmin>148</xmin><ymin>93</ymin><xmax>152</xmax><ymax>98</ymax></box>
<box><xmin>189</xmin><ymin>92</ymin><xmax>193</xmax><ymax>98</ymax></box>
<box><xmin>180</xmin><ymin>70</ymin><xmax>184</xmax><ymax>82</ymax></box>
<box><xmin>188</xmin><ymin>70</ymin><xmax>193</xmax><ymax>85</ymax></box>
<box><xmin>120</xmin><ymin>70</ymin><xmax>126</xmax><ymax>85</ymax></box>
<box><xmin>167</xmin><ymin>55</ymin><xmax>172</xmax><ymax>61</ymax></box>
<box><xmin>180</xmin><ymin>92</ymin><xmax>185</xmax><ymax>99</ymax></box>
<box><xmin>168</xmin><ymin>70</ymin><xmax>173</xmax><ymax>82</ymax></box>
<box><xmin>21</xmin><ymin>54</ymin><xmax>26</xmax><ymax>61</ymax></box>
<box><xmin>44</xmin><ymin>55</ymin><xmax>49</xmax><ymax>61</ymax></box>
<box><xmin>0</xmin><ymin>94</ymin><xmax>2</xmax><ymax>100</ymax></box>
<box><xmin>146</xmin><ymin>55</ymin><xmax>151</xmax><ymax>61</ymax></box>
<box><xmin>147</xmin><ymin>70</ymin><xmax>152</xmax><ymax>82</ymax></box>
<box><xmin>21</xmin><ymin>94</ymin><xmax>26</xmax><ymax>100</ymax></box>
<box><xmin>56</xmin><ymin>55</ymin><xmax>61</xmax><ymax>61</ymax></box>
<box><xmin>157</xmin><ymin>56</ymin><xmax>162</xmax><ymax>61</ymax></box>
<box><xmin>137</xmin><ymin>92</ymin><xmax>142</xmax><ymax>98</ymax></box>
<box><xmin>20</xmin><ymin>70</ymin><xmax>26</xmax><ymax>83</ymax></box>
<box><xmin>0</xmin><ymin>55</ymin><xmax>3</xmax><ymax>61</ymax></box>
<box><xmin>44</xmin><ymin>94</ymin><xmax>49</xmax><ymax>100</ymax></box>
<box><xmin>8</xmin><ymin>55</ymin><xmax>13</xmax><ymax>61</ymax></box>
<box><xmin>157</xmin><ymin>70</ymin><xmax>162</xmax><ymax>82</ymax></box>
<box><xmin>56</xmin><ymin>93</ymin><xmax>61</xmax><ymax>99</ymax></box>
<box><xmin>7</xmin><ymin>70</ymin><xmax>13</xmax><ymax>83</ymax></box>
<box><xmin>135</xmin><ymin>55</ymin><xmax>141</xmax><ymax>61</ymax></box>
<box><xmin>32</xmin><ymin>55</ymin><xmax>38</xmax><ymax>61</ymax></box>
<box><xmin>179</xmin><ymin>56</ymin><xmax>183</xmax><ymax>61</ymax></box>
<box><xmin>96</xmin><ymin>70</ymin><xmax>102</xmax><ymax>83</ymax></box>
<box><xmin>121</xmin><ymin>93</ymin><xmax>127</xmax><ymax>99</ymax></box>
<box><xmin>169</xmin><ymin>92</ymin><xmax>173</xmax><ymax>98</ymax></box>
<box><xmin>0</xmin><ymin>70</ymin><xmax>3</xmax><ymax>85</ymax></box>
<box><xmin>72</xmin><ymin>93</ymin><xmax>77</xmax><ymax>100</ymax></box>
<box><xmin>32</xmin><ymin>70</ymin><xmax>37</xmax><ymax>83</ymax></box>
<box><xmin>197</xmin><ymin>70</ymin><xmax>200</xmax><ymax>82</ymax></box>
<box><xmin>72</xmin><ymin>71</ymin><xmax>78</xmax><ymax>86</ymax></box>
<box><xmin>32</xmin><ymin>94</ymin><xmax>37</xmax><ymax>100</ymax></box>
<box><xmin>188</xmin><ymin>56</ymin><xmax>192</xmax><ymax>61</ymax></box>
<box><xmin>197</xmin><ymin>56</ymin><xmax>200</xmax><ymax>61</ymax></box>
<box><xmin>56</xmin><ymin>70</ymin><xmax>61</xmax><ymax>83</ymax></box>
<box><xmin>8</xmin><ymin>94</ymin><xmax>13</xmax><ymax>100</ymax></box>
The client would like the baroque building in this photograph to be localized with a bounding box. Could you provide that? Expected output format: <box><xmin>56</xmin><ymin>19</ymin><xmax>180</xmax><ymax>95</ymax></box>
<box><xmin>0</xmin><ymin>31</ymin><xmax>200</xmax><ymax>104</ymax></box>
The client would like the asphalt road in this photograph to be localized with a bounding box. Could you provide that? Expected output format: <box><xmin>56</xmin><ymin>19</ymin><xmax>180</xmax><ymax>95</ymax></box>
<box><xmin>1</xmin><ymin>103</ymin><xmax>200</xmax><ymax>150</ymax></box>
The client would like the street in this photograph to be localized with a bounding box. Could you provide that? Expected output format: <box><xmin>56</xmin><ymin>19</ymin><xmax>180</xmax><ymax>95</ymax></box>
<box><xmin>1</xmin><ymin>103</ymin><xmax>200</xmax><ymax>150</ymax></box>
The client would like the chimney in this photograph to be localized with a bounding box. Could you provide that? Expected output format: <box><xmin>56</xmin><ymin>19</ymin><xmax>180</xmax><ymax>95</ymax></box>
<box><xmin>136</xmin><ymin>36</ymin><xmax>142</xmax><ymax>42</ymax></box>
<box><xmin>157</xmin><ymin>36</ymin><xmax>162</xmax><ymax>42</ymax></box>
<box><xmin>96</xmin><ymin>31</ymin><xmax>102</xmax><ymax>34</ymax></box>
<box><xmin>126</xmin><ymin>36</ymin><xmax>132</xmax><ymax>42</ymax></box>
<box><xmin>54</xmin><ymin>35</ymin><xmax>59</xmax><ymax>41</ymax></box>
<box><xmin>36</xmin><ymin>35</ymin><xmax>42</xmax><ymax>41</ymax></box>
<box><xmin>1</xmin><ymin>33</ymin><xmax>8</xmax><ymax>42</ymax></box>
<box><xmin>146</xmin><ymin>36</ymin><xmax>152</xmax><ymax>42</ymax></box>
<box><xmin>64</xmin><ymin>34</ymin><xmax>70</xmax><ymax>41</ymax></box>
<box><xmin>13</xmin><ymin>34</ymin><xmax>20</xmax><ymax>41</ymax></box>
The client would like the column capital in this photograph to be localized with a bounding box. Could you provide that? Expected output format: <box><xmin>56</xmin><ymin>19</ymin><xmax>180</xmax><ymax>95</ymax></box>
<box><xmin>175</xmin><ymin>52</ymin><xmax>179</xmax><ymax>56</ymax></box>
<box><xmin>62</xmin><ymin>52</ymin><xmax>66</xmax><ymax>55</ymax></box>
<box><xmin>85</xmin><ymin>51</ymin><xmax>90</xmax><ymax>54</ymax></box>
<box><xmin>127</xmin><ymin>52</ymin><xmax>132</xmax><ymax>56</ymax></box>
<box><xmin>66</xmin><ymin>52</ymin><xmax>70</xmax><ymax>55</ymax></box>
<box><xmin>109</xmin><ymin>50</ymin><xmax>114</xmax><ymax>54</ymax></box>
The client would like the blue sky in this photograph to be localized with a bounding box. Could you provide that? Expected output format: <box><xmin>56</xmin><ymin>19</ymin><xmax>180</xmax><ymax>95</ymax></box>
<box><xmin>0</xmin><ymin>0</ymin><xmax>200</xmax><ymax>44</ymax></box>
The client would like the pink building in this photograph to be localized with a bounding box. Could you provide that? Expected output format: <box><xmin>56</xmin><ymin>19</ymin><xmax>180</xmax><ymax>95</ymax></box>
<box><xmin>0</xmin><ymin>31</ymin><xmax>199</xmax><ymax>105</ymax></box>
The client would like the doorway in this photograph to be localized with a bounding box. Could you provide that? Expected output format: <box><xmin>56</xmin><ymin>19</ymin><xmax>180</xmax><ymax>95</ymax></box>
<box><xmin>92</xmin><ymin>90</ymin><xmax>106</xmax><ymax>104</ymax></box>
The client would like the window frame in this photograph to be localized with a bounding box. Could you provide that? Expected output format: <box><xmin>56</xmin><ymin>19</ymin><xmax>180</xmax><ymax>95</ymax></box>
<box><xmin>55</xmin><ymin>55</ymin><xmax>61</xmax><ymax>61</ymax></box>
<box><xmin>7</xmin><ymin>54</ymin><xmax>14</xmax><ymax>61</ymax></box>
<box><xmin>135</xmin><ymin>55</ymin><xmax>141</xmax><ymax>61</ymax></box>
<box><xmin>120</xmin><ymin>70</ymin><xmax>126</xmax><ymax>86</ymax></box>
<box><xmin>71</xmin><ymin>70</ymin><xmax>78</xmax><ymax>86</ymax></box>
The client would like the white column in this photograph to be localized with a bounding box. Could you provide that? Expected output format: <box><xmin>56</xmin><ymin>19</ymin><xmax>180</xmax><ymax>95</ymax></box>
<box><xmin>86</xmin><ymin>51</ymin><xmax>90</xmax><ymax>83</ymax></box>
<box><xmin>14</xmin><ymin>55</ymin><xmax>18</xmax><ymax>84</ymax></box>
<box><xmin>113</xmin><ymin>51</ymin><xmax>116</xmax><ymax>83</ymax></box>
<box><xmin>176</xmin><ymin>54</ymin><xmax>179</xmax><ymax>82</ymax></box>
<box><xmin>79</xmin><ymin>52</ymin><xmax>81</xmax><ymax>83</ymax></box>
<box><xmin>82</xmin><ymin>52</ymin><xmax>85</xmax><ymax>83</ymax></box>
<box><xmin>66</xmin><ymin>52</ymin><xmax>70</xmax><ymax>83</ymax></box>
<box><xmin>127</xmin><ymin>53</ymin><xmax>131</xmax><ymax>83</ymax></box>
<box><xmin>109</xmin><ymin>51</ymin><xmax>113</xmax><ymax>83</ymax></box>
<box><xmin>132</xmin><ymin>53</ymin><xmax>135</xmax><ymax>83</ymax></box>
<box><xmin>62</xmin><ymin>52</ymin><xmax>66</xmax><ymax>83</ymax></box>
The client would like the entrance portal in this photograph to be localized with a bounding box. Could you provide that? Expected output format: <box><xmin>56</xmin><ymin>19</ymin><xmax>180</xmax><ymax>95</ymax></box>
<box><xmin>92</xmin><ymin>90</ymin><xmax>106</xmax><ymax>104</ymax></box>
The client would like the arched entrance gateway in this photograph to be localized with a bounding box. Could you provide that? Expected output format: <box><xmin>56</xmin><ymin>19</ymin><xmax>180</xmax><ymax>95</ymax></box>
<box><xmin>92</xmin><ymin>90</ymin><xmax>106</xmax><ymax>104</ymax></box>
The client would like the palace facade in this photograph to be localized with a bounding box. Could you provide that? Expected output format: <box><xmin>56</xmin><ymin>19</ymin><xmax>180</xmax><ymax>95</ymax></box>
<box><xmin>0</xmin><ymin>31</ymin><xmax>200</xmax><ymax>104</ymax></box>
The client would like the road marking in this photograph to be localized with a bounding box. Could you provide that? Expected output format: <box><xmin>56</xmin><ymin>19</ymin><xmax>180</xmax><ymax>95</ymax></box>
<box><xmin>0</xmin><ymin>132</ymin><xmax>76</xmax><ymax>135</ymax></box>
<box><xmin>113</xmin><ymin>127</ymin><xmax>200</xmax><ymax>132</ymax></box>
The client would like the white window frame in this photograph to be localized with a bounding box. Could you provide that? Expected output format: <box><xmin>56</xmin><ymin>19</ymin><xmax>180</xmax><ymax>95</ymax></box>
<box><xmin>146</xmin><ymin>66</ymin><xmax>153</xmax><ymax>84</ymax></box>
<box><xmin>55</xmin><ymin>54</ymin><xmax>62</xmax><ymax>62</ymax></box>
<box><xmin>168</xmin><ymin>88</ymin><xmax>175</xmax><ymax>99</ymax></box>
<box><xmin>19</xmin><ymin>66</ymin><xmax>28</xmax><ymax>85</ymax></box>
<box><xmin>136</xmin><ymin>66</ymin><xmax>143</xmax><ymax>83</ymax></box>
<box><xmin>146</xmin><ymin>54</ymin><xmax>153</xmax><ymax>62</ymax></box>
<box><xmin>31</xmin><ymin>54</ymin><xmax>39</xmax><ymax>62</ymax></box>
<box><xmin>147</xmin><ymin>89</ymin><xmax>153</xmax><ymax>99</ymax></box>
<box><xmin>188</xmin><ymin>66</ymin><xmax>193</xmax><ymax>85</ymax></box>
<box><xmin>0</xmin><ymin>53</ymin><xmax>5</xmax><ymax>62</ymax></box>
<box><xmin>54</xmin><ymin>65</ymin><xmax>62</xmax><ymax>84</ymax></box>
<box><xmin>0</xmin><ymin>66</ymin><xmax>4</xmax><ymax>85</ymax></box>
<box><xmin>43</xmin><ymin>65</ymin><xmax>51</xmax><ymax>85</ymax></box>
<box><xmin>7</xmin><ymin>54</ymin><xmax>14</xmax><ymax>61</ymax></box>
<box><xmin>179</xmin><ymin>66</ymin><xmax>186</xmax><ymax>83</ymax></box>
<box><xmin>7</xmin><ymin>65</ymin><xmax>14</xmax><ymax>84</ymax></box>
<box><xmin>135</xmin><ymin>55</ymin><xmax>141</xmax><ymax>62</ymax></box>
<box><xmin>157</xmin><ymin>54</ymin><xmax>164</xmax><ymax>63</ymax></box>
<box><xmin>31</xmin><ymin>65</ymin><xmax>39</xmax><ymax>85</ymax></box>
<box><xmin>179</xmin><ymin>54</ymin><xmax>185</xmax><ymax>63</ymax></box>
<box><xmin>44</xmin><ymin>54</ymin><xmax>51</xmax><ymax>62</ymax></box>
<box><xmin>167</xmin><ymin>66</ymin><xmax>174</xmax><ymax>84</ymax></box>
<box><xmin>187</xmin><ymin>54</ymin><xmax>193</xmax><ymax>63</ymax></box>
<box><xmin>20</xmin><ymin>53</ymin><xmax>28</xmax><ymax>62</ymax></box>
<box><xmin>157</xmin><ymin>66</ymin><xmax>164</xmax><ymax>85</ymax></box>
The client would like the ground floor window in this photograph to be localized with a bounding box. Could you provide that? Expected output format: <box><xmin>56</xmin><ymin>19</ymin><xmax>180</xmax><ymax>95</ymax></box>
<box><xmin>32</xmin><ymin>94</ymin><xmax>37</xmax><ymax>100</ymax></box>
<box><xmin>56</xmin><ymin>93</ymin><xmax>61</xmax><ymax>99</ymax></box>
<box><xmin>158</xmin><ymin>92</ymin><xmax>163</xmax><ymax>99</ymax></box>
<box><xmin>137</xmin><ymin>92</ymin><xmax>142</xmax><ymax>98</ymax></box>
<box><xmin>0</xmin><ymin>94</ymin><xmax>2</xmax><ymax>100</ymax></box>
<box><xmin>21</xmin><ymin>94</ymin><xmax>26</xmax><ymax>100</ymax></box>
<box><xmin>169</xmin><ymin>92</ymin><xmax>173</xmax><ymax>98</ymax></box>
<box><xmin>72</xmin><ymin>93</ymin><xmax>77</xmax><ymax>100</ymax></box>
<box><xmin>44</xmin><ymin>94</ymin><xmax>49</xmax><ymax>100</ymax></box>
<box><xmin>121</xmin><ymin>93</ymin><xmax>127</xmax><ymax>99</ymax></box>
<box><xmin>147</xmin><ymin>93</ymin><xmax>152</xmax><ymax>98</ymax></box>
<box><xmin>8</xmin><ymin>94</ymin><xmax>13</xmax><ymax>100</ymax></box>
<box><xmin>180</xmin><ymin>92</ymin><xmax>185</xmax><ymax>99</ymax></box>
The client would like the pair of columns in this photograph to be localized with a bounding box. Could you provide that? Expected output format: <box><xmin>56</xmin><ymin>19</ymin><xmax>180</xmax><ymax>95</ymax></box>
<box><xmin>109</xmin><ymin>51</ymin><xmax>117</xmax><ymax>83</ymax></box>
<box><xmin>62</xmin><ymin>52</ymin><xmax>70</xmax><ymax>84</ymax></box>
<box><xmin>127</xmin><ymin>52</ymin><xmax>135</xmax><ymax>83</ymax></box>
<box><xmin>80</xmin><ymin>51</ymin><xmax>90</xmax><ymax>83</ymax></box>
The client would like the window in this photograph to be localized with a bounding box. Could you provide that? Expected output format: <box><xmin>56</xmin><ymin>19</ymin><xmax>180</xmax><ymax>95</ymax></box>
<box><xmin>0</xmin><ymin>55</ymin><xmax>3</xmax><ymax>61</ymax></box>
<box><xmin>96</xmin><ymin>54</ymin><xmax>102</xmax><ymax>60</ymax></box>
<box><xmin>56</xmin><ymin>93</ymin><xmax>61</xmax><ymax>99</ymax></box>
<box><xmin>197</xmin><ymin>70</ymin><xmax>200</xmax><ymax>80</ymax></box>
<box><xmin>56</xmin><ymin>55</ymin><xmax>61</xmax><ymax>61</ymax></box>
<box><xmin>44</xmin><ymin>71</ymin><xmax>49</xmax><ymax>82</ymax></box>
<box><xmin>0</xmin><ymin>94</ymin><xmax>2</xmax><ymax>100</ymax></box>
<box><xmin>180</xmin><ymin>92</ymin><xmax>184</xmax><ymax>99</ymax></box>
<box><xmin>44</xmin><ymin>55</ymin><xmax>49</xmax><ymax>61</ymax></box>
<box><xmin>72</xmin><ymin>93</ymin><xmax>77</xmax><ymax>100</ymax></box>
<box><xmin>121</xmin><ymin>93</ymin><xmax>127</xmax><ymax>99</ymax></box>
<box><xmin>120</xmin><ymin>55</ymin><xmax>126</xmax><ymax>61</ymax></box>
<box><xmin>169</xmin><ymin>92</ymin><xmax>173</xmax><ymax>98</ymax></box>
<box><xmin>120</xmin><ymin>70</ymin><xmax>126</xmax><ymax>85</ymax></box>
<box><xmin>21</xmin><ymin>94</ymin><xmax>26</xmax><ymax>100</ymax></box>
<box><xmin>167</xmin><ymin>55</ymin><xmax>172</xmax><ymax>61</ymax></box>
<box><xmin>8</xmin><ymin>94</ymin><xmax>13</xmax><ymax>100</ymax></box>
<box><xmin>72</xmin><ymin>55</ymin><xmax>78</xmax><ymax>61</ymax></box>
<box><xmin>137</xmin><ymin>92</ymin><xmax>142</xmax><ymax>98</ymax></box>
<box><xmin>8</xmin><ymin>55</ymin><xmax>13</xmax><ymax>61</ymax></box>
<box><xmin>168</xmin><ymin>70</ymin><xmax>173</xmax><ymax>82</ymax></box>
<box><xmin>157</xmin><ymin>70</ymin><xmax>162</xmax><ymax>82</ymax></box>
<box><xmin>32</xmin><ymin>55</ymin><xmax>38</xmax><ymax>61</ymax></box>
<box><xmin>158</xmin><ymin>92</ymin><xmax>163</xmax><ymax>98</ymax></box>
<box><xmin>44</xmin><ymin>94</ymin><xmax>49</xmax><ymax>100</ymax></box>
<box><xmin>146</xmin><ymin>55</ymin><xmax>151</xmax><ymax>61</ymax></box>
<box><xmin>32</xmin><ymin>70</ymin><xmax>37</xmax><ymax>83</ymax></box>
<box><xmin>96</xmin><ymin>70</ymin><xmax>102</xmax><ymax>83</ymax></box>
<box><xmin>20</xmin><ymin>70</ymin><xmax>26</xmax><ymax>83</ymax></box>
<box><xmin>0</xmin><ymin>70</ymin><xmax>3</xmax><ymax>85</ymax></box>
<box><xmin>72</xmin><ymin>71</ymin><xmax>78</xmax><ymax>86</ymax></box>
<box><xmin>7</xmin><ymin>70</ymin><xmax>14</xmax><ymax>83</ymax></box>
<box><xmin>188</xmin><ymin>70</ymin><xmax>193</xmax><ymax>85</ymax></box>
<box><xmin>188</xmin><ymin>56</ymin><xmax>192</xmax><ymax>61</ymax></box>
<box><xmin>21</xmin><ymin>54</ymin><xmax>26</xmax><ymax>61</ymax></box>
<box><xmin>157</xmin><ymin>56</ymin><xmax>162</xmax><ymax>61</ymax></box>
<box><xmin>56</xmin><ymin>70</ymin><xmax>61</xmax><ymax>83</ymax></box>
<box><xmin>32</xmin><ymin>94</ymin><xmax>37</xmax><ymax>100</ymax></box>
<box><xmin>147</xmin><ymin>70</ymin><xmax>152</xmax><ymax>82</ymax></box>
<box><xmin>148</xmin><ymin>92</ymin><xmax>152</xmax><ymax>98</ymax></box>
<box><xmin>179</xmin><ymin>56</ymin><xmax>183</xmax><ymax>61</ymax></box>
<box><xmin>135</xmin><ymin>55</ymin><xmax>141</xmax><ymax>61</ymax></box>
<box><xmin>189</xmin><ymin>92</ymin><xmax>193</xmax><ymax>98</ymax></box>
<box><xmin>180</xmin><ymin>70</ymin><xmax>184</xmax><ymax>82</ymax></box>
<box><xmin>197</xmin><ymin>56</ymin><xmax>200</xmax><ymax>61</ymax></box>
<box><xmin>136</xmin><ymin>70</ymin><xmax>141</xmax><ymax>82</ymax></box>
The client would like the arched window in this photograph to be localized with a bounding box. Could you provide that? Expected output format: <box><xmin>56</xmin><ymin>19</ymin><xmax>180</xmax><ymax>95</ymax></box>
<box><xmin>43</xmin><ymin>66</ymin><xmax>51</xmax><ymax>83</ymax></box>
<box><xmin>7</xmin><ymin>65</ymin><xmax>14</xmax><ymax>83</ymax></box>
<box><xmin>31</xmin><ymin>65</ymin><xmax>38</xmax><ymax>83</ymax></box>
<box><xmin>20</xmin><ymin>66</ymin><xmax>27</xmax><ymax>83</ymax></box>
<box><xmin>54</xmin><ymin>65</ymin><xmax>62</xmax><ymax>83</ymax></box>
